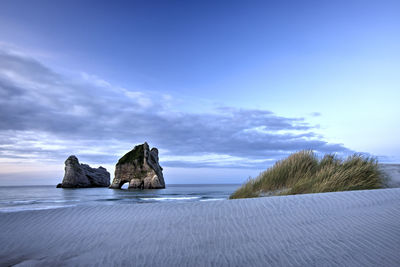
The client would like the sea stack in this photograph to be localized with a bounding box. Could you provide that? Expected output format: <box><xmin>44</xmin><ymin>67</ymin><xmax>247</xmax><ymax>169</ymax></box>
<box><xmin>57</xmin><ymin>156</ymin><xmax>110</xmax><ymax>188</ymax></box>
<box><xmin>110</xmin><ymin>142</ymin><xmax>165</xmax><ymax>189</ymax></box>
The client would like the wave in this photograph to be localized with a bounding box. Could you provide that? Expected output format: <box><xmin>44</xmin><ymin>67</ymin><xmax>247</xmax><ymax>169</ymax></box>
<box><xmin>199</xmin><ymin>198</ymin><xmax>225</xmax><ymax>202</ymax></box>
<box><xmin>0</xmin><ymin>204</ymin><xmax>77</xmax><ymax>213</ymax></box>
<box><xmin>3</xmin><ymin>199</ymin><xmax>80</xmax><ymax>205</ymax></box>
<box><xmin>139</xmin><ymin>196</ymin><xmax>201</xmax><ymax>201</ymax></box>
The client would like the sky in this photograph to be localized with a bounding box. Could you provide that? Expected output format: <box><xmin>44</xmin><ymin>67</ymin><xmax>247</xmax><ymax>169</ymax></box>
<box><xmin>0</xmin><ymin>0</ymin><xmax>399</xmax><ymax>185</ymax></box>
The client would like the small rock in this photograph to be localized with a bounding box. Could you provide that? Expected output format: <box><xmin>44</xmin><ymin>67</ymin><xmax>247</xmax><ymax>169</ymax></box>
<box><xmin>57</xmin><ymin>155</ymin><xmax>110</xmax><ymax>188</ymax></box>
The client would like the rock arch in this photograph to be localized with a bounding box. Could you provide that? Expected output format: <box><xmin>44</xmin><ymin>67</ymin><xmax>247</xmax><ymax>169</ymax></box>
<box><xmin>110</xmin><ymin>142</ymin><xmax>165</xmax><ymax>189</ymax></box>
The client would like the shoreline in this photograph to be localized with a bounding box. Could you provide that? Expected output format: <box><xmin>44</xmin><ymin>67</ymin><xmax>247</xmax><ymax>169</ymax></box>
<box><xmin>1</xmin><ymin>188</ymin><xmax>400</xmax><ymax>266</ymax></box>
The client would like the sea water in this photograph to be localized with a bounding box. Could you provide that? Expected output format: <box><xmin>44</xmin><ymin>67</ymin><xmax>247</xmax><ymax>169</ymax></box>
<box><xmin>0</xmin><ymin>184</ymin><xmax>240</xmax><ymax>212</ymax></box>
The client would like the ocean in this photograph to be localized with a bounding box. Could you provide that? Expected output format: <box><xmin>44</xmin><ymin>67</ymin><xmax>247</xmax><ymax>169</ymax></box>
<box><xmin>0</xmin><ymin>184</ymin><xmax>240</xmax><ymax>213</ymax></box>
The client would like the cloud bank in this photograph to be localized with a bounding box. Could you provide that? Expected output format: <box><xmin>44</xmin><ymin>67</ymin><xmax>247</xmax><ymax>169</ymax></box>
<box><xmin>0</xmin><ymin>48</ymin><xmax>351</xmax><ymax>169</ymax></box>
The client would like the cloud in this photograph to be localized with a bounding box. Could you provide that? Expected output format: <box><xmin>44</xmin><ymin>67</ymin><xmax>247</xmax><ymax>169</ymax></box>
<box><xmin>309</xmin><ymin>112</ymin><xmax>322</xmax><ymax>117</ymax></box>
<box><xmin>0</xmin><ymin>48</ymin><xmax>352</xmax><ymax>169</ymax></box>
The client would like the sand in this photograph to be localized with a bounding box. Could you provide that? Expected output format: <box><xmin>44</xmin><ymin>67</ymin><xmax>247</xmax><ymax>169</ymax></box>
<box><xmin>1</xmin><ymin>188</ymin><xmax>400</xmax><ymax>266</ymax></box>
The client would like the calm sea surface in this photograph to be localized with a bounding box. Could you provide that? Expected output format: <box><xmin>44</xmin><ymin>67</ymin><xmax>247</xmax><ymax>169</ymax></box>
<box><xmin>0</xmin><ymin>184</ymin><xmax>240</xmax><ymax>213</ymax></box>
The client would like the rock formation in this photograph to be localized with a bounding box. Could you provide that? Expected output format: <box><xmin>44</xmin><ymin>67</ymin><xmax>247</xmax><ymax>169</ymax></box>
<box><xmin>57</xmin><ymin>155</ymin><xmax>110</xmax><ymax>188</ymax></box>
<box><xmin>110</xmin><ymin>142</ymin><xmax>165</xmax><ymax>189</ymax></box>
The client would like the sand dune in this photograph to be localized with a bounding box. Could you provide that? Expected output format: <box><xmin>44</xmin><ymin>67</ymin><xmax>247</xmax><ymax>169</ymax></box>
<box><xmin>1</xmin><ymin>188</ymin><xmax>400</xmax><ymax>266</ymax></box>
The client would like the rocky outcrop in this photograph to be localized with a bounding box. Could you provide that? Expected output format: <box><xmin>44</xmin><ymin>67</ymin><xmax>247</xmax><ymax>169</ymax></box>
<box><xmin>57</xmin><ymin>156</ymin><xmax>110</xmax><ymax>188</ymax></box>
<box><xmin>110</xmin><ymin>142</ymin><xmax>165</xmax><ymax>189</ymax></box>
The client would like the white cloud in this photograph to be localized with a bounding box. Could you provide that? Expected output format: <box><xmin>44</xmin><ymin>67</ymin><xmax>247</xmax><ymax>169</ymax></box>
<box><xmin>0</xmin><ymin>47</ymin><xmax>351</xmax><ymax>172</ymax></box>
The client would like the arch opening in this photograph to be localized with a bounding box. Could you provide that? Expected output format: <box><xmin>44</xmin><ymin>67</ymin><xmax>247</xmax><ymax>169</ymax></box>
<box><xmin>121</xmin><ymin>182</ymin><xmax>129</xmax><ymax>189</ymax></box>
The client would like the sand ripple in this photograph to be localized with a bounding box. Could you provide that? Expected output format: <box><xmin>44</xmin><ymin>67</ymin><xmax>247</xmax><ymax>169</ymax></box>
<box><xmin>1</xmin><ymin>188</ymin><xmax>400</xmax><ymax>266</ymax></box>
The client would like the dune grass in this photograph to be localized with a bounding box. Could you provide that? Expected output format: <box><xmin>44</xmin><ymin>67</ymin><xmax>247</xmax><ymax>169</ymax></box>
<box><xmin>230</xmin><ymin>151</ymin><xmax>383</xmax><ymax>199</ymax></box>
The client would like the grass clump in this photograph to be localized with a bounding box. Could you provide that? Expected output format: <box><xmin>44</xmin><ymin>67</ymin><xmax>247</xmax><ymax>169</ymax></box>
<box><xmin>230</xmin><ymin>150</ymin><xmax>383</xmax><ymax>199</ymax></box>
<box><xmin>117</xmin><ymin>144</ymin><xmax>145</xmax><ymax>166</ymax></box>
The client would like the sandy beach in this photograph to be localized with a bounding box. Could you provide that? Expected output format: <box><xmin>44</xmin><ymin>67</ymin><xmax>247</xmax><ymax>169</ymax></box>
<box><xmin>1</xmin><ymin>188</ymin><xmax>400</xmax><ymax>266</ymax></box>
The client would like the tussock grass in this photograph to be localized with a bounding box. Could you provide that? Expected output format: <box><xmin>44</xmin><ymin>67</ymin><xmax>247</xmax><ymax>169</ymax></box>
<box><xmin>230</xmin><ymin>151</ymin><xmax>383</xmax><ymax>199</ymax></box>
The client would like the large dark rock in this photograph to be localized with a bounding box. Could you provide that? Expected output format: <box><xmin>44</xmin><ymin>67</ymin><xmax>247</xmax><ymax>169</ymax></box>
<box><xmin>110</xmin><ymin>142</ymin><xmax>165</xmax><ymax>189</ymax></box>
<box><xmin>57</xmin><ymin>156</ymin><xmax>110</xmax><ymax>188</ymax></box>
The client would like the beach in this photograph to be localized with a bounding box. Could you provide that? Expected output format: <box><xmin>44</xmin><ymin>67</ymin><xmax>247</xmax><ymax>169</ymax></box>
<box><xmin>1</xmin><ymin>188</ymin><xmax>400</xmax><ymax>266</ymax></box>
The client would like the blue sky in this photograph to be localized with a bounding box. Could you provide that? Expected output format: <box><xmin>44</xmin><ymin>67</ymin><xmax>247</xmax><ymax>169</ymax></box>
<box><xmin>0</xmin><ymin>0</ymin><xmax>399</xmax><ymax>185</ymax></box>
